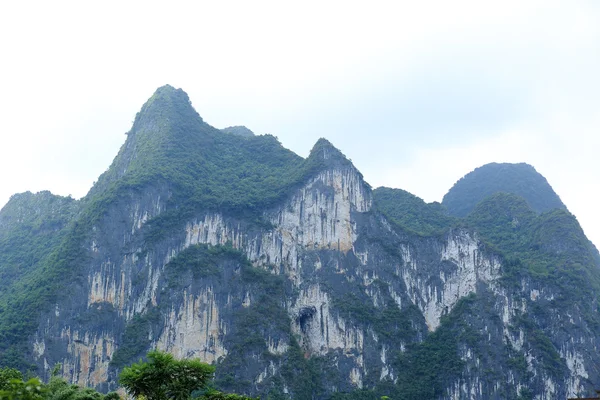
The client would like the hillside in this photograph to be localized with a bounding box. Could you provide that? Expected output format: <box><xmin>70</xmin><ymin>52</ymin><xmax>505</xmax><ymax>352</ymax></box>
<box><xmin>442</xmin><ymin>162</ymin><xmax>567</xmax><ymax>217</ymax></box>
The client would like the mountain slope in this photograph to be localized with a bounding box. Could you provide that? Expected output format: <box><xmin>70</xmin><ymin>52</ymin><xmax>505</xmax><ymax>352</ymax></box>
<box><xmin>442</xmin><ymin>162</ymin><xmax>567</xmax><ymax>217</ymax></box>
<box><xmin>373</xmin><ymin>187</ymin><xmax>456</xmax><ymax>236</ymax></box>
<box><xmin>0</xmin><ymin>191</ymin><xmax>78</xmax><ymax>293</ymax></box>
<box><xmin>0</xmin><ymin>86</ymin><xmax>599</xmax><ymax>400</ymax></box>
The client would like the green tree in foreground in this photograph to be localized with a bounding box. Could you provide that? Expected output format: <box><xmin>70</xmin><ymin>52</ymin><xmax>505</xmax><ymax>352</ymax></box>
<box><xmin>119</xmin><ymin>351</ymin><xmax>255</xmax><ymax>400</ymax></box>
<box><xmin>0</xmin><ymin>351</ymin><xmax>253</xmax><ymax>400</ymax></box>
<box><xmin>0</xmin><ymin>368</ymin><xmax>23</xmax><ymax>391</ymax></box>
<box><xmin>0</xmin><ymin>366</ymin><xmax>118</xmax><ymax>400</ymax></box>
<box><xmin>0</xmin><ymin>378</ymin><xmax>46</xmax><ymax>400</ymax></box>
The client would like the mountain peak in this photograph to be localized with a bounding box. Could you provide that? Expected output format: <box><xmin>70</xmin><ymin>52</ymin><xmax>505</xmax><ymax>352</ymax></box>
<box><xmin>0</xmin><ymin>191</ymin><xmax>78</xmax><ymax>232</ymax></box>
<box><xmin>89</xmin><ymin>86</ymin><xmax>208</xmax><ymax>196</ymax></box>
<box><xmin>132</xmin><ymin>85</ymin><xmax>202</xmax><ymax>130</ymax></box>
<box><xmin>442</xmin><ymin>162</ymin><xmax>566</xmax><ymax>217</ymax></box>
<box><xmin>152</xmin><ymin>84</ymin><xmax>189</xmax><ymax>100</ymax></box>
<box><xmin>221</xmin><ymin>126</ymin><xmax>255</xmax><ymax>137</ymax></box>
<box><xmin>154</xmin><ymin>84</ymin><xmax>177</xmax><ymax>93</ymax></box>
<box><xmin>309</xmin><ymin>138</ymin><xmax>347</xmax><ymax>162</ymax></box>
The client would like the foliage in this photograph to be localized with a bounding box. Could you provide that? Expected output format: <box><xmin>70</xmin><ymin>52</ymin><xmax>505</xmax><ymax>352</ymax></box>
<box><xmin>198</xmin><ymin>390</ymin><xmax>256</xmax><ymax>400</ymax></box>
<box><xmin>1</xmin><ymin>85</ymin><xmax>599</xmax><ymax>399</ymax></box>
<box><xmin>0</xmin><ymin>378</ymin><xmax>46</xmax><ymax>400</ymax></box>
<box><xmin>0</xmin><ymin>369</ymin><xmax>23</xmax><ymax>391</ymax></box>
<box><xmin>0</xmin><ymin>192</ymin><xmax>78</xmax><ymax>369</ymax></box>
<box><xmin>109</xmin><ymin>308</ymin><xmax>161</xmax><ymax>368</ymax></box>
<box><xmin>0</xmin><ymin>374</ymin><xmax>117</xmax><ymax>400</ymax></box>
<box><xmin>119</xmin><ymin>351</ymin><xmax>254</xmax><ymax>400</ymax></box>
<box><xmin>331</xmin><ymin>284</ymin><xmax>420</xmax><ymax>345</ymax></box>
<box><xmin>465</xmin><ymin>192</ymin><xmax>600</xmax><ymax>378</ymax></box>
<box><xmin>442</xmin><ymin>162</ymin><xmax>566</xmax><ymax>217</ymax></box>
<box><xmin>516</xmin><ymin>387</ymin><xmax>534</xmax><ymax>400</ymax></box>
<box><xmin>45</xmin><ymin>376</ymin><xmax>109</xmax><ymax>400</ymax></box>
<box><xmin>466</xmin><ymin>192</ymin><xmax>600</xmax><ymax>291</ymax></box>
<box><xmin>164</xmin><ymin>244</ymin><xmax>238</xmax><ymax>280</ymax></box>
<box><xmin>0</xmin><ymin>218</ymin><xmax>90</xmax><ymax>369</ymax></box>
<box><xmin>278</xmin><ymin>337</ymin><xmax>326</xmax><ymax>400</ymax></box>
<box><xmin>0</xmin><ymin>192</ymin><xmax>77</xmax><ymax>294</ymax></box>
<box><xmin>0</xmin><ymin>86</ymin><xmax>329</xmax><ymax>369</ymax></box>
<box><xmin>389</xmin><ymin>295</ymin><xmax>476</xmax><ymax>398</ymax></box>
<box><xmin>94</xmin><ymin>85</ymin><xmax>332</xmax><ymax>240</ymax></box>
<box><xmin>332</xmin><ymin>295</ymin><xmax>477</xmax><ymax>399</ymax></box>
<box><xmin>373</xmin><ymin>187</ymin><xmax>456</xmax><ymax>236</ymax></box>
<box><xmin>2</xmin><ymin>351</ymin><xmax>251</xmax><ymax>400</ymax></box>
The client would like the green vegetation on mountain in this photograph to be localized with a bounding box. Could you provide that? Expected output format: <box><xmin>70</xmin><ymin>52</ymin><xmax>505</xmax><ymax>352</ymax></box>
<box><xmin>465</xmin><ymin>192</ymin><xmax>600</xmax><ymax>377</ymax></box>
<box><xmin>0</xmin><ymin>192</ymin><xmax>81</xmax><ymax>370</ymax></box>
<box><xmin>0</xmin><ymin>192</ymin><xmax>78</xmax><ymax>294</ymax></box>
<box><xmin>220</xmin><ymin>126</ymin><xmax>255</xmax><ymax>138</ymax></box>
<box><xmin>92</xmin><ymin>86</ymin><xmax>334</xmax><ymax>227</ymax></box>
<box><xmin>374</xmin><ymin>181</ymin><xmax>600</xmax><ymax>391</ymax></box>
<box><xmin>0</xmin><ymin>216</ymin><xmax>92</xmax><ymax>369</ymax></box>
<box><xmin>0</xmin><ymin>86</ymin><xmax>336</xmax><ymax>369</ymax></box>
<box><xmin>465</xmin><ymin>193</ymin><xmax>537</xmax><ymax>260</ymax></box>
<box><xmin>110</xmin><ymin>242</ymin><xmax>294</xmax><ymax>390</ymax></box>
<box><xmin>373</xmin><ymin>187</ymin><xmax>456</xmax><ymax>236</ymax></box>
<box><xmin>442</xmin><ymin>162</ymin><xmax>566</xmax><ymax>217</ymax></box>
<box><xmin>1</xmin><ymin>366</ymin><xmax>118</xmax><ymax>400</ymax></box>
<box><xmin>466</xmin><ymin>192</ymin><xmax>599</xmax><ymax>287</ymax></box>
<box><xmin>332</xmin><ymin>294</ymin><xmax>478</xmax><ymax>399</ymax></box>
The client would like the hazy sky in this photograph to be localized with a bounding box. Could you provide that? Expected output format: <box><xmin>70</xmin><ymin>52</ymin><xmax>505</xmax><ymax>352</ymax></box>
<box><xmin>1</xmin><ymin>1</ymin><xmax>599</xmax><ymax>248</ymax></box>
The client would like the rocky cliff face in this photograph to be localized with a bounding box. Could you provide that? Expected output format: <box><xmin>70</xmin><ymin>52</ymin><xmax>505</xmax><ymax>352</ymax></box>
<box><xmin>2</xmin><ymin>86</ymin><xmax>600</xmax><ymax>400</ymax></box>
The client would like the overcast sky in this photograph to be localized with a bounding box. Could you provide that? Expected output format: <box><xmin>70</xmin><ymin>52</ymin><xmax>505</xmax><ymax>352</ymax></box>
<box><xmin>0</xmin><ymin>1</ymin><xmax>598</xmax><ymax>248</ymax></box>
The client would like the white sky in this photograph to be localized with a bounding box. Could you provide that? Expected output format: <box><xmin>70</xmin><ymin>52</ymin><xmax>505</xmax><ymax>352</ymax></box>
<box><xmin>0</xmin><ymin>1</ymin><xmax>598</xmax><ymax>248</ymax></box>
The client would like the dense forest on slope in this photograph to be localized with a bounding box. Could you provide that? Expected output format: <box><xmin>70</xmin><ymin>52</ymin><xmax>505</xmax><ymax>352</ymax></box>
<box><xmin>0</xmin><ymin>192</ymin><xmax>80</xmax><ymax>369</ymax></box>
<box><xmin>0</xmin><ymin>192</ymin><xmax>78</xmax><ymax>294</ymax></box>
<box><xmin>442</xmin><ymin>162</ymin><xmax>567</xmax><ymax>217</ymax></box>
<box><xmin>373</xmin><ymin>187</ymin><xmax>456</xmax><ymax>236</ymax></box>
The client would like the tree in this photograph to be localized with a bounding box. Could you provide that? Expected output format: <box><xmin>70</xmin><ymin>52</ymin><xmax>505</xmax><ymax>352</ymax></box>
<box><xmin>200</xmin><ymin>391</ymin><xmax>257</xmax><ymax>400</ymax></box>
<box><xmin>119</xmin><ymin>351</ymin><xmax>215</xmax><ymax>400</ymax></box>
<box><xmin>45</xmin><ymin>375</ymin><xmax>107</xmax><ymax>400</ymax></box>
<box><xmin>0</xmin><ymin>366</ymin><xmax>118</xmax><ymax>400</ymax></box>
<box><xmin>0</xmin><ymin>378</ymin><xmax>45</xmax><ymax>400</ymax></box>
<box><xmin>0</xmin><ymin>368</ymin><xmax>23</xmax><ymax>391</ymax></box>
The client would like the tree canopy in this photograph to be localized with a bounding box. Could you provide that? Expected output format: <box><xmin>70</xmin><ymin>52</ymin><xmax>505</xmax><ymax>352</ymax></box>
<box><xmin>0</xmin><ymin>367</ymin><xmax>118</xmax><ymax>400</ymax></box>
<box><xmin>119</xmin><ymin>351</ymin><xmax>255</xmax><ymax>400</ymax></box>
<box><xmin>0</xmin><ymin>351</ymin><xmax>254</xmax><ymax>400</ymax></box>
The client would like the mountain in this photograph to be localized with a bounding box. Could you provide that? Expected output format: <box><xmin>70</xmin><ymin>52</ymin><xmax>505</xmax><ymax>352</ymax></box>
<box><xmin>221</xmin><ymin>126</ymin><xmax>255</xmax><ymax>137</ymax></box>
<box><xmin>1</xmin><ymin>86</ymin><xmax>599</xmax><ymax>400</ymax></box>
<box><xmin>372</xmin><ymin>187</ymin><xmax>456</xmax><ymax>237</ymax></box>
<box><xmin>442</xmin><ymin>162</ymin><xmax>567</xmax><ymax>217</ymax></box>
<box><xmin>0</xmin><ymin>191</ymin><xmax>78</xmax><ymax>297</ymax></box>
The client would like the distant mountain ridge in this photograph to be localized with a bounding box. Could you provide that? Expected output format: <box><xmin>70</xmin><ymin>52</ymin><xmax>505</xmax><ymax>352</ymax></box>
<box><xmin>442</xmin><ymin>162</ymin><xmax>567</xmax><ymax>217</ymax></box>
<box><xmin>0</xmin><ymin>85</ymin><xmax>598</xmax><ymax>400</ymax></box>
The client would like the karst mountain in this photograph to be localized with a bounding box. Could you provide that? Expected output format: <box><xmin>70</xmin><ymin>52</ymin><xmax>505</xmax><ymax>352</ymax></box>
<box><xmin>1</xmin><ymin>85</ymin><xmax>599</xmax><ymax>400</ymax></box>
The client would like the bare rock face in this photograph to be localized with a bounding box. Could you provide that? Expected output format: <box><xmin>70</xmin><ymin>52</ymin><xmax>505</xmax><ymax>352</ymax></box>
<box><xmin>3</xmin><ymin>86</ymin><xmax>600</xmax><ymax>400</ymax></box>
